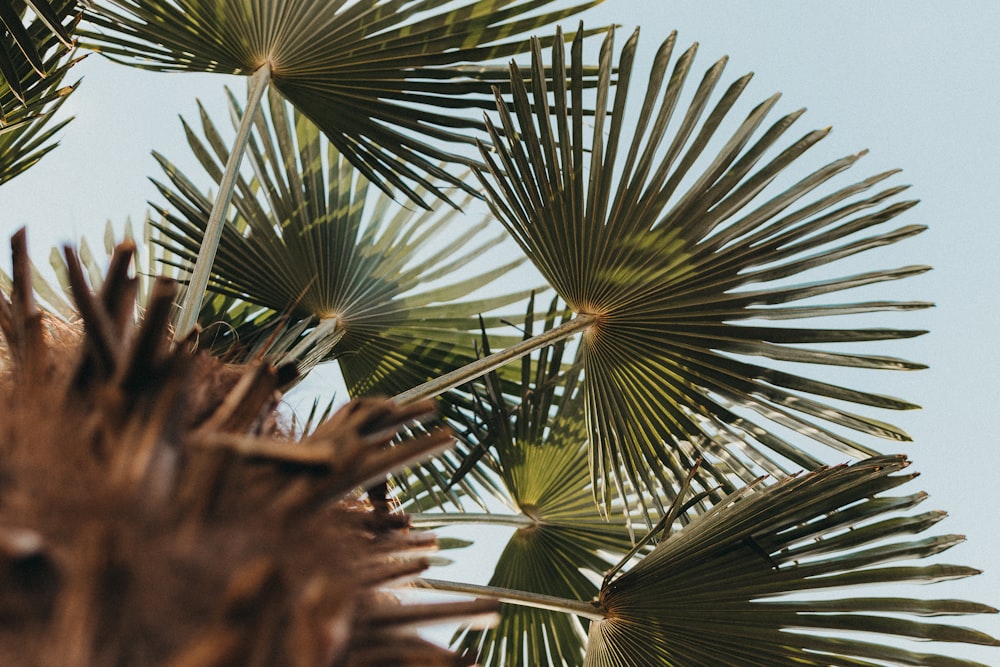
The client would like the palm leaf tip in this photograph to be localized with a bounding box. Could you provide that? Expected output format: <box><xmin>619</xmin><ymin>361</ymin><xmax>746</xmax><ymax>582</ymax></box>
<box><xmin>81</xmin><ymin>0</ymin><xmax>609</xmax><ymax>206</ymax></box>
<box><xmin>0</xmin><ymin>0</ymin><xmax>76</xmax><ymax>90</ymax></box>
<box><xmin>585</xmin><ymin>456</ymin><xmax>1000</xmax><ymax>667</ymax></box>
<box><xmin>479</xmin><ymin>25</ymin><xmax>932</xmax><ymax>510</ymax></box>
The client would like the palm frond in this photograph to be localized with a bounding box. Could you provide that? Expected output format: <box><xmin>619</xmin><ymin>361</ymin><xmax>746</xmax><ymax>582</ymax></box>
<box><xmin>0</xmin><ymin>0</ymin><xmax>75</xmax><ymax>104</ymax></box>
<box><xmin>452</xmin><ymin>426</ymin><xmax>616</xmax><ymax>667</ymax></box>
<box><xmin>150</xmin><ymin>86</ymin><xmax>534</xmax><ymax>392</ymax></box>
<box><xmin>396</xmin><ymin>295</ymin><xmax>581</xmax><ymax>512</ymax></box>
<box><xmin>0</xmin><ymin>0</ymin><xmax>78</xmax><ymax>183</ymax></box>
<box><xmin>441</xmin><ymin>298</ymin><xmax>635</xmax><ymax>666</ymax></box>
<box><xmin>584</xmin><ymin>456</ymin><xmax>999</xmax><ymax>666</ymax></box>
<box><xmin>82</xmin><ymin>0</ymin><xmax>608</xmax><ymax>207</ymax></box>
<box><xmin>478</xmin><ymin>27</ymin><xmax>931</xmax><ymax>512</ymax></box>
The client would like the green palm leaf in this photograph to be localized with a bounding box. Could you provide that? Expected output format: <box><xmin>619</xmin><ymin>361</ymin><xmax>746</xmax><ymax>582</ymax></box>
<box><xmin>478</xmin><ymin>27</ymin><xmax>931</xmax><ymax>511</ymax></box>
<box><xmin>415</xmin><ymin>299</ymin><xmax>634</xmax><ymax>665</ymax></box>
<box><xmin>0</xmin><ymin>0</ymin><xmax>78</xmax><ymax>183</ymax></box>
<box><xmin>0</xmin><ymin>0</ymin><xmax>75</xmax><ymax>105</ymax></box>
<box><xmin>82</xmin><ymin>0</ymin><xmax>607</xmax><ymax>206</ymax></box>
<box><xmin>585</xmin><ymin>456</ymin><xmax>999</xmax><ymax>666</ymax></box>
<box><xmin>451</xmin><ymin>409</ymin><xmax>620</xmax><ymax>667</ymax></box>
<box><xmin>150</xmin><ymin>87</ymin><xmax>534</xmax><ymax>393</ymax></box>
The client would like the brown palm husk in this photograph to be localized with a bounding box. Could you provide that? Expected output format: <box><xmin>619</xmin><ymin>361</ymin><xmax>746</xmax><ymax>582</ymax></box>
<box><xmin>0</xmin><ymin>228</ymin><xmax>495</xmax><ymax>667</ymax></box>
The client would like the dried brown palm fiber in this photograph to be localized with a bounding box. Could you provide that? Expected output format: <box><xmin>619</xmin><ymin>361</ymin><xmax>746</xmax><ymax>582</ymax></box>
<box><xmin>0</xmin><ymin>228</ymin><xmax>497</xmax><ymax>667</ymax></box>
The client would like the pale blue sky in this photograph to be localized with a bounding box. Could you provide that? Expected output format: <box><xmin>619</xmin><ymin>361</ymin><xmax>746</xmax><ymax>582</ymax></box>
<box><xmin>0</xmin><ymin>1</ymin><xmax>997</xmax><ymax>662</ymax></box>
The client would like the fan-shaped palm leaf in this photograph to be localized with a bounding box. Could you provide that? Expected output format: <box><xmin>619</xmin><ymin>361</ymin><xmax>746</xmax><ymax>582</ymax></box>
<box><xmin>584</xmin><ymin>455</ymin><xmax>999</xmax><ymax>666</ymax></box>
<box><xmin>169</xmin><ymin>94</ymin><xmax>538</xmax><ymax>502</ymax></box>
<box><xmin>0</xmin><ymin>0</ymin><xmax>78</xmax><ymax>182</ymax></box>
<box><xmin>413</xmin><ymin>298</ymin><xmax>635</xmax><ymax>665</ymax></box>
<box><xmin>420</xmin><ymin>457</ymin><xmax>998</xmax><ymax>665</ymax></box>
<box><xmin>476</xmin><ymin>27</ymin><xmax>932</xmax><ymax>512</ymax></box>
<box><xmin>81</xmin><ymin>0</ymin><xmax>606</xmax><ymax>206</ymax></box>
<box><xmin>150</xmin><ymin>87</ymin><xmax>534</xmax><ymax>394</ymax></box>
<box><xmin>82</xmin><ymin>0</ymin><xmax>609</xmax><ymax>336</ymax></box>
<box><xmin>448</xmin><ymin>405</ymin><xmax>618</xmax><ymax>666</ymax></box>
<box><xmin>0</xmin><ymin>0</ymin><xmax>75</xmax><ymax>105</ymax></box>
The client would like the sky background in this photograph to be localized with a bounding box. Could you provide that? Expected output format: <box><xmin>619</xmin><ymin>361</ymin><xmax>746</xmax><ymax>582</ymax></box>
<box><xmin>1</xmin><ymin>1</ymin><xmax>998</xmax><ymax>662</ymax></box>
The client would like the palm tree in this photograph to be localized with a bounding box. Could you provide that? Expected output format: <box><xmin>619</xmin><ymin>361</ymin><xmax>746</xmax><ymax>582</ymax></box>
<box><xmin>0</xmin><ymin>2</ymin><xmax>998</xmax><ymax>665</ymax></box>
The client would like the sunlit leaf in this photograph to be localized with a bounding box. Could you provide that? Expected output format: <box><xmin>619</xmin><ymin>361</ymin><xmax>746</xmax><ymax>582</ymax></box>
<box><xmin>447</xmin><ymin>298</ymin><xmax>636</xmax><ymax>666</ymax></box>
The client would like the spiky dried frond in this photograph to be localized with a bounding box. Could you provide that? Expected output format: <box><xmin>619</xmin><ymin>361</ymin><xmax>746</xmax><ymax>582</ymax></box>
<box><xmin>0</xmin><ymin>228</ymin><xmax>497</xmax><ymax>666</ymax></box>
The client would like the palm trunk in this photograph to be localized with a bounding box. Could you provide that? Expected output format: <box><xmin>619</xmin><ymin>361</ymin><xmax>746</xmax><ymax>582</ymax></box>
<box><xmin>174</xmin><ymin>63</ymin><xmax>272</xmax><ymax>339</ymax></box>
<box><xmin>416</xmin><ymin>578</ymin><xmax>605</xmax><ymax>621</ymax></box>
<box><xmin>392</xmin><ymin>312</ymin><xmax>598</xmax><ymax>405</ymax></box>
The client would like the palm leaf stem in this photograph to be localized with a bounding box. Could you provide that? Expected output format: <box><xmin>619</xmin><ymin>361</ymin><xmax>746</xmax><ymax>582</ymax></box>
<box><xmin>393</xmin><ymin>311</ymin><xmax>598</xmax><ymax>405</ymax></box>
<box><xmin>408</xmin><ymin>512</ymin><xmax>535</xmax><ymax>528</ymax></box>
<box><xmin>600</xmin><ymin>459</ymin><xmax>705</xmax><ymax>589</ymax></box>
<box><xmin>280</xmin><ymin>315</ymin><xmax>343</xmax><ymax>364</ymax></box>
<box><xmin>174</xmin><ymin>62</ymin><xmax>271</xmax><ymax>338</ymax></box>
<box><xmin>416</xmin><ymin>578</ymin><xmax>604</xmax><ymax>622</ymax></box>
